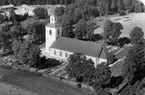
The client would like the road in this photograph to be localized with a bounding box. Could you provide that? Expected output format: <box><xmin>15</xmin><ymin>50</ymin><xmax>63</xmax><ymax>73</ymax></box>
<box><xmin>0</xmin><ymin>65</ymin><xmax>92</xmax><ymax>95</ymax></box>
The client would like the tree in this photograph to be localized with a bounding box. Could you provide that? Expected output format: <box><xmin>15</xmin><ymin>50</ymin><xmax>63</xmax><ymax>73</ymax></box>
<box><xmin>118</xmin><ymin>37</ymin><xmax>131</xmax><ymax>47</ymax></box>
<box><xmin>10</xmin><ymin>25</ymin><xmax>23</xmax><ymax>40</ymax></box>
<box><xmin>86</xmin><ymin>20</ymin><xmax>96</xmax><ymax>40</ymax></box>
<box><xmin>103</xmin><ymin>20</ymin><xmax>114</xmax><ymax>40</ymax></box>
<box><xmin>74</xmin><ymin>19</ymin><xmax>87</xmax><ymax>39</ymax></box>
<box><xmin>134</xmin><ymin>3</ymin><xmax>143</xmax><ymax>13</ymax></box>
<box><xmin>129</xmin><ymin>27</ymin><xmax>144</xmax><ymax>44</ymax></box>
<box><xmin>91</xmin><ymin>34</ymin><xmax>103</xmax><ymax>42</ymax></box>
<box><xmin>66</xmin><ymin>53</ymin><xmax>95</xmax><ymax>83</ymax></box>
<box><xmin>8</xmin><ymin>8</ymin><xmax>16</xmax><ymax>21</ymax></box>
<box><xmin>111</xmin><ymin>22</ymin><xmax>123</xmax><ymax>41</ymax></box>
<box><xmin>93</xmin><ymin>63</ymin><xmax>111</xmax><ymax>91</ymax></box>
<box><xmin>12</xmin><ymin>39</ymin><xmax>21</xmax><ymax>56</ymax></box>
<box><xmin>98</xmin><ymin>0</ymin><xmax>110</xmax><ymax>16</ymax></box>
<box><xmin>33</xmin><ymin>7</ymin><xmax>48</xmax><ymax>19</ymax></box>
<box><xmin>36</xmin><ymin>57</ymin><xmax>61</xmax><ymax>69</ymax></box>
<box><xmin>74</xmin><ymin>19</ymin><xmax>96</xmax><ymax>40</ymax></box>
<box><xmin>73</xmin><ymin>8</ymin><xmax>82</xmax><ymax>23</ymax></box>
<box><xmin>103</xmin><ymin>20</ymin><xmax>123</xmax><ymax>44</ymax></box>
<box><xmin>0</xmin><ymin>24</ymin><xmax>12</xmax><ymax>53</ymax></box>
<box><xmin>123</xmin><ymin>40</ymin><xmax>145</xmax><ymax>84</ymax></box>
<box><xmin>27</xmin><ymin>22</ymin><xmax>45</xmax><ymax>44</ymax></box>
<box><xmin>0</xmin><ymin>14</ymin><xmax>4</xmax><ymax>24</ymax></box>
<box><xmin>58</xmin><ymin>14</ymin><xmax>74</xmax><ymax>38</ymax></box>
<box><xmin>17</xmin><ymin>39</ymin><xmax>41</xmax><ymax>67</ymax></box>
<box><xmin>137</xmin><ymin>78</ymin><xmax>145</xmax><ymax>95</ymax></box>
<box><xmin>54</xmin><ymin>6</ymin><xmax>65</xmax><ymax>17</ymax></box>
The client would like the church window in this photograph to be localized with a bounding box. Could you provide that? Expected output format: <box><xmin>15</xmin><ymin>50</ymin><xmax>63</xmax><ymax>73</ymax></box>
<box><xmin>60</xmin><ymin>51</ymin><xmax>62</xmax><ymax>56</ymax></box>
<box><xmin>54</xmin><ymin>50</ymin><xmax>56</xmax><ymax>55</ymax></box>
<box><xmin>49</xmin><ymin>30</ymin><xmax>52</xmax><ymax>35</ymax></box>
<box><xmin>65</xmin><ymin>53</ymin><xmax>68</xmax><ymax>57</ymax></box>
<box><xmin>58</xmin><ymin>29</ymin><xmax>59</xmax><ymax>35</ymax></box>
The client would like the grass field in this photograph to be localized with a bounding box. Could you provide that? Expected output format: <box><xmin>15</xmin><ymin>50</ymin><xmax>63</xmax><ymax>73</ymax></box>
<box><xmin>94</xmin><ymin>13</ymin><xmax>145</xmax><ymax>38</ymax></box>
<box><xmin>0</xmin><ymin>66</ymin><xmax>93</xmax><ymax>95</ymax></box>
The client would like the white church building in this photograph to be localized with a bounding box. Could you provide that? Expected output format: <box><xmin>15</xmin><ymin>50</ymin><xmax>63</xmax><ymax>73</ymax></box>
<box><xmin>45</xmin><ymin>14</ymin><xmax>109</xmax><ymax>67</ymax></box>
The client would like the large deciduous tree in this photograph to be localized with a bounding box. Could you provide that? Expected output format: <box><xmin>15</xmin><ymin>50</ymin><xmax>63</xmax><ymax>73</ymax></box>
<box><xmin>33</xmin><ymin>7</ymin><xmax>48</xmax><ymax>19</ymax></box>
<box><xmin>66</xmin><ymin>53</ymin><xmax>95</xmax><ymax>83</ymax></box>
<box><xmin>103</xmin><ymin>20</ymin><xmax>123</xmax><ymax>43</ymax></box>
<box><xmin>58</xmin><ymin>14</ymin><xmax>75</xmax><ymax>38</ymax></box>
<box><xmin>93</xmin><ymin>63</ymin><xmax>111</xmax><ymax>91</ymax></box>
<box><xmin>17</xmin><ymin>38</ymin><xmax>41</xmax><ymax>67</ymax></box>
<box><xmin>54</xmin><ymin>6</ymin><xmax>65</xmax><ymax>17</ymax></box>
<box><xmin>74</xmin><ymin>19</ymin><xmax>96</xmax><ymax>40</ymax></box>
<box><xmin>129</xmin><ymin>27</ymin><xmax>144</xmax><ymax>44</ymax></box>
<box><xmin>27</xmin><ymin>22</ymin><xmax>45</xmax><ymax>44</ymax></box>
<box><xmin>74</xmin><ymin>19</ymin><xmax>87</xmax><ymax>39</ymax></box>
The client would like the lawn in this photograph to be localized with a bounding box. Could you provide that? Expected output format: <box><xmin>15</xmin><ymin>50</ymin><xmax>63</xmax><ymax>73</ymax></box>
<box><xmin>0</xmin><ymin>66</ymin><xmax>93</xmax><ymax>95</ymax></box>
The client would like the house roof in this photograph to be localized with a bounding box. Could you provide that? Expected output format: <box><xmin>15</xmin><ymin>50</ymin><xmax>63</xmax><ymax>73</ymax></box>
<box><xmin>46</xmin><ymin>23</ymin><xmax>61</xmax><ymax>28</ymax></box>
<box><xmin>50</xmin><ymin>37</ymin><xmax>105</xmax><ymax>57</ymax></box>
<box><xmin>115</xmin><ymin>46</ymin><xmax>130</xmax><ymax>59</ymax></box>
<box><xmin>110</xmin><ymin>57</ymin><xmax>126</xmax><ymax>77</ymax></box>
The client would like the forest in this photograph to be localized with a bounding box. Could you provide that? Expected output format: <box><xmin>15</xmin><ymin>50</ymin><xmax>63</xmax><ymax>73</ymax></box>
<box><xmin>0</xmin><ymin>0</ymin><xmax>144</xmax><ymax>14</ymax></box>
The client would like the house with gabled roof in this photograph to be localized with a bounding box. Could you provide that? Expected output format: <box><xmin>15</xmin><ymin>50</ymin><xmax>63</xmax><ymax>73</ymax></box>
<box><xmin>45</xmin><ymin>14</ymin><xmax>110</xmax><ymax>67</ymax></box>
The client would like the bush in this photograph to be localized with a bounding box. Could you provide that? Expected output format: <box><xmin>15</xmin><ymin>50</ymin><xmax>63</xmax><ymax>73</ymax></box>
<box><xmin>76</xmin><ymin>82</ymin><xmax>81</xmax><ymax>88</ymax></box>
<box><xmin>118</xmin><ymin>37</ymin><xmax>131</xmax><ymax>47</ymax></box>
<box><xmin>36</xmin><ymin>57</ymin><xmax>61</xmax><ymax>69</ymax></box>
<box><xmin>119</xmin><ymin>11</ymin><xmax>126</xmax><ymax>16</ymax></box>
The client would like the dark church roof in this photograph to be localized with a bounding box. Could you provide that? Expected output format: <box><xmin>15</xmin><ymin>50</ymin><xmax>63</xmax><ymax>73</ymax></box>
<box><xmin>50</xmin><ymin>37</ymin><xmax>105</xmax><ymax>58</ymax></box>
<box><xmin>115</xmin><ymin>46</ymin><xmax>130</xmax><ymax>59</ymax></box>
<box><xmin>46</xmin><ymin>23</ymin><xmax>61</xmax><ymax>28</ymax></box>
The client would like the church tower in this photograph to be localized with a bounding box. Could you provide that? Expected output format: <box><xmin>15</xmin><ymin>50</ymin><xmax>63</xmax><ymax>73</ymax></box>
<box><xmin>45</xmin><ymin>14</ymin><xmax>62</xmax><ymax>53</ymax></box>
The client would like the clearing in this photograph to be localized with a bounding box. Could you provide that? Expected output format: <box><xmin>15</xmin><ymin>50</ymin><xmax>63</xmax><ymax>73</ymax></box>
<box><xmin>94</xmin><ymin>13</ymin><xmax>145</xmax><ymax>38</ymax></box>
<box><xmin>0</xmin><ymin>65</ymin><xmax>93</xmax><ymax>95</ymax></box>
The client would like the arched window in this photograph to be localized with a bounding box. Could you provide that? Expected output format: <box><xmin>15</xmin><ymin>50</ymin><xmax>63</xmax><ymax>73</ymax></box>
<box><xmin>58</xmin><ymin>29</ymin><xmax>59</xmax><ymax>35</ymax></box>
<box><xmin>49</xmin><ymin>30</ymin><xmax>52</xmax><ymax>35</ymax></box>
<box><xmin>65</xmin><ymin>53</ymin><xmax>68</xmax><ymax>57</ymax></box>
<box><xmin>60</xmin><ymin>51</ymin><xmax>62</xmax><ymax>56</ymax></box>
<box><xmin>54</xmin><ymin>50</ymin><xmax>56</xmax><ymax>55</ymax></box>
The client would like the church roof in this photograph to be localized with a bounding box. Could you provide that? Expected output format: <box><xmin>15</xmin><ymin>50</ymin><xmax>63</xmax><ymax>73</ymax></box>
<box><xmin>50</xmin><ymin>37</ymin><xmax>105</xmax><ymax>57</ymax></box>
<box><xmin>46</xmin><ymin>23</ymin><xmax>61</xmax><ymax>28</ymax></box>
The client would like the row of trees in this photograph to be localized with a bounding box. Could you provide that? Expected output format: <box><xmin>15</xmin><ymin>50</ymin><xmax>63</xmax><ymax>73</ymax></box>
<box><xmin>102</xmin><ymin>20</ymin><xmax>144</xmax><ymax>47</ymax></box>
<box><xmin>0</xmin><ymin>0</ymin><xmax>75</xmax><ymax>5</ymax></box>
<box><xmin>1</xmin><ymin>0</ymin><xmax>144</xmax><ymax>14</ymax></box>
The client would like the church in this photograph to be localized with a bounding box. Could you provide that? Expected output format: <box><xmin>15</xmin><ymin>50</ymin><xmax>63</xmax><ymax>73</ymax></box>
<box><xmin>45</xmin><ymin>14</ymin><xmax>109</xmax><ymax>67</ymax></box>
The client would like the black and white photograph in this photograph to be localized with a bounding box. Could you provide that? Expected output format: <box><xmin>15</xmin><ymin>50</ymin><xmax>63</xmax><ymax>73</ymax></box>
<box><xmin>0</xmin><ymin>0</ymin><xmax>145</xmax><ymax>95</ymax></box>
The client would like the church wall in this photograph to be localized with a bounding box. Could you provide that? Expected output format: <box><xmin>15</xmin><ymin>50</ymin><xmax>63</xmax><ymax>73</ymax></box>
<box><xmin>49</xmin><ymin>48</ymin><xmax>97</xmax><ymax>67</ymax></box>
<box><xmin>98</xmin><ymin>58</ymin><xmax>107</xmax><ymax>64</ymax></box>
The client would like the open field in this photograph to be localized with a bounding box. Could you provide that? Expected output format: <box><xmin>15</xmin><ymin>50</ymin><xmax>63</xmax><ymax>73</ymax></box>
<box><xmin>94</xmin><ymin>13</ymin><xmax>145</xmax><ymax>38</ymax></box>
<box><xmin>0</xmin><ymin>66</ymin><xmax>93</xmax><ymax>95</ymax></box>
<box><xmin>0</xmin><ymin>82</ymin><xmax>37</xmax><ymax>95</ymax></box>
